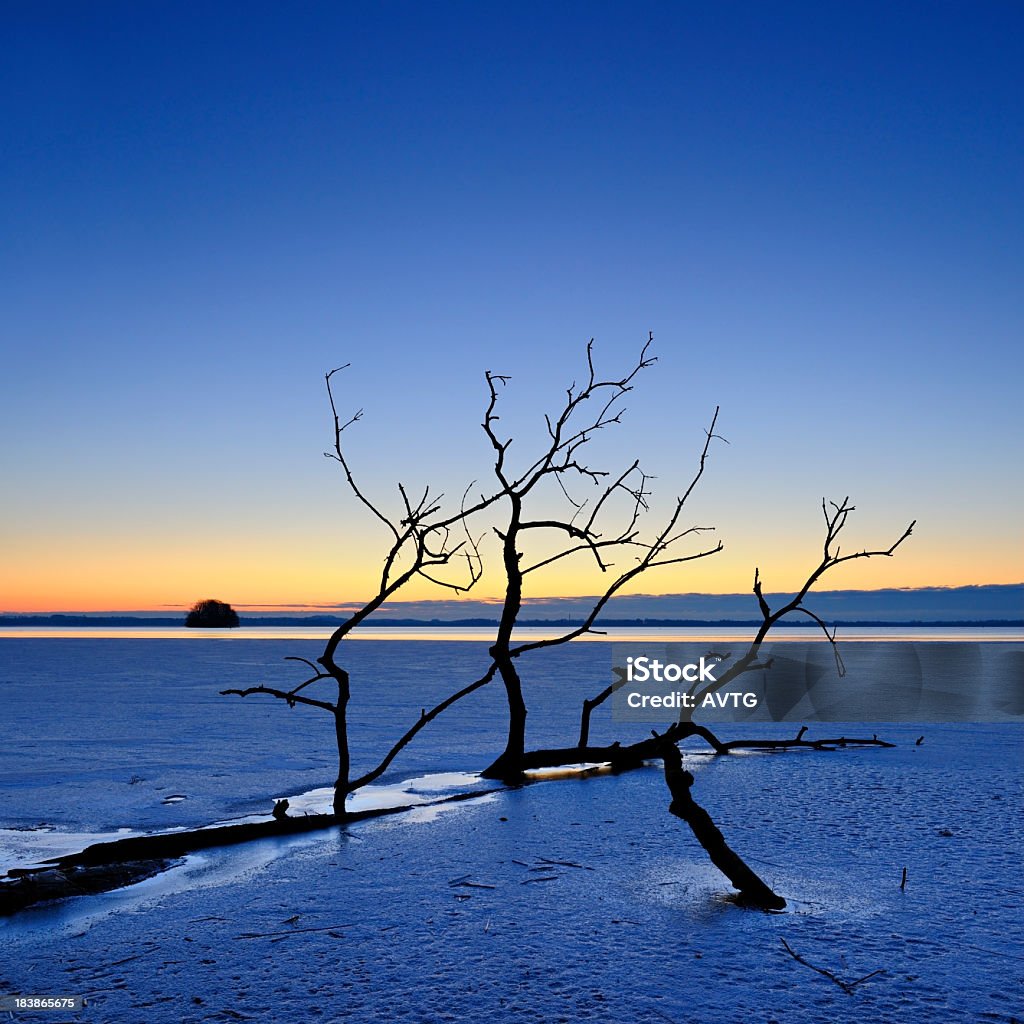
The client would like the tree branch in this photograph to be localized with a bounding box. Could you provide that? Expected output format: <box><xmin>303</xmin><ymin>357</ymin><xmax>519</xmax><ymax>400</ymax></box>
<box><xmin>779</xmin><ymin>937</ymin><xmax>884</xmax><ymax>995</ymax></box>
<box><xmin>348</xmin><ymin>664</ymin><xmax>500</xmax><ymax>791</ymax></box>
<box><xmin>220</xmin><ymin>684</ymin><xmax>335</xmax><ymax>713</ymax></box>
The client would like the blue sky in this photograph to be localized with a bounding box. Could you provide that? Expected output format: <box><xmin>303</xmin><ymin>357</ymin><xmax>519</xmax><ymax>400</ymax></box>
<box><xmin>1</xmin><ymin>2</ymin><xmax>1021</xmax><ymax>610</ymax></box>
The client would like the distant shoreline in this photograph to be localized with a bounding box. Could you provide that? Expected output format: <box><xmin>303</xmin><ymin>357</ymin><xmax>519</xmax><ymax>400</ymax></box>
<box><xmin>1</xmin><ymin>614</ymin><xmax>1021</xmax><ymax>628</ymax></box>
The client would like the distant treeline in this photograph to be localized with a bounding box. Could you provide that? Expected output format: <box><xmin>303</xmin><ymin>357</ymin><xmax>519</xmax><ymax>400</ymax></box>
<box><xmin>2</xmin><ymin>614</ymin><xmax>1021</xmax><ymax>628</ymax></box>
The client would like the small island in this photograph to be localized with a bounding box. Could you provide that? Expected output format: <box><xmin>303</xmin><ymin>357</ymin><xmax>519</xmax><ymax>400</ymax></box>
<box><xmin>184</xmin><ymin>598</ymin><xmax>240</xmax><ymax>628</ymax></box>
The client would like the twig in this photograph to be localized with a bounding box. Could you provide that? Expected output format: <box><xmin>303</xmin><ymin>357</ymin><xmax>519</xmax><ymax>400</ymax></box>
<box><xmin>779</xmin><ymin>937</ymin><xmax>884</xmax><ymax>995</ymax></box>
<box><xmin>236</xmin><ymin>923</ymin><xmax>354</xmax><ymax>939</ymax></box>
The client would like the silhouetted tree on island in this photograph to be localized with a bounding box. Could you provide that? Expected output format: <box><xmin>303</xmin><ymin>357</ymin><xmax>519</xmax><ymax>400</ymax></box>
<box><xmin>185</xmin><ymin>599</ymin><xmax>240</xmax><ymax>628</ymax></box>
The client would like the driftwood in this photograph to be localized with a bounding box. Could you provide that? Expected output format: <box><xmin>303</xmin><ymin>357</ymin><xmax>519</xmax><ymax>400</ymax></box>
<box><xmin>3</xmin><ymin>724</ymin><xmax>891</xmax><ymax>917</ymax></box>
<box><xmin>661</xmin><ymin>743</ymin><xmax>786</xmax><ymax>911</ymax></box>
<box><xmin>0</xmin><ymin>788</ymin><xmax>503</xmax><ymax>916</ymax></box>
<box><xmin>0</xmin><ymin>859</ymin><xmax>179</xmax><ymax>917</ymax></box>
<box><xmin>517</xmin><ymin>723</ymin><xmax>893</xmax><ymax>774</ymax></box>
<box><xmin>713</xmin><ymin>726</ymin><xmax>895</xmax><ymax>752</ymax></box>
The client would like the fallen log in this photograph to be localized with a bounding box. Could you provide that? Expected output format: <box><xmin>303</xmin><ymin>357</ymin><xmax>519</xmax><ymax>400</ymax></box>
<box><xmin>0</xmin><ymin>788</ymin><xmax>503</xmax><ymax>916</ymax></box>
<box><xmin>716</xmin><ymin>726</ymin><xmax>895</xmax><ymax>752</ymax></box>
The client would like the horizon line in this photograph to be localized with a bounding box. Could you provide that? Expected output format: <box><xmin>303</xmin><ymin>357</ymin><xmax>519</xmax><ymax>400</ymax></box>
<box><xmin>4</xmin><ymin>581</ymin><xmax>1021</xmax><ymax>617</ymax></box>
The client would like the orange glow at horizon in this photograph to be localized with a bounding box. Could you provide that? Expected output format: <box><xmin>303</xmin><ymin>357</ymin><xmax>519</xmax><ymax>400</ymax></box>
<box><xmin>3</xmin><ymin>534</ymin><xmax>1021</xmax><ymax>613</ymax></box>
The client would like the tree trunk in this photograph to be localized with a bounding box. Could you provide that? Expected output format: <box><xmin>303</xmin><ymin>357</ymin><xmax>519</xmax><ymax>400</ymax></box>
<box><xmin>481</xmin><ymin>657</ymin><xmax>528</xmax><ymax>780</ymax></box>
<box><xmin>516</xmin><ymin>721</ymin><xmax>726</xmax><ymax>772</ymax></box>
<box><xmin>331</xmin><ymin>670</ymin><xmax>351</xmax><ymax>815</ymax></box>
<box><xmin>481</xmin><ymin>496</ymin><xmax>528</xmax><ymax>781</ymax></box>
<box><xmin>661</xmin><ymin>743</ymin><xmax>786</xmax><ymax>910</ymax></box>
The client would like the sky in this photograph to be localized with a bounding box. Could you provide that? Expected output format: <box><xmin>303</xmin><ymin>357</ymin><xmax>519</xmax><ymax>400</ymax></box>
<box><xmin>1</xmin><ymin>2</ymin><xmax>1022</xmax><ymax>612</ymax></box>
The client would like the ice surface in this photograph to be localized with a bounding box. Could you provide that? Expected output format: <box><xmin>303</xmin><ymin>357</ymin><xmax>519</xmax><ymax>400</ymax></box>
<box><xmin>1</xmin><ymin>637</ymin><xmax>1022</xmax><ymax>1022</ymax></box>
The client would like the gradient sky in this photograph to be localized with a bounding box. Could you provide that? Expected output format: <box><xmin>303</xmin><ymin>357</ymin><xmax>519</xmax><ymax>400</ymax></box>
<box><xmin>2</xmin><ymin>2</ymin><xmax>1022</xmax><ymax>612</ymax></box>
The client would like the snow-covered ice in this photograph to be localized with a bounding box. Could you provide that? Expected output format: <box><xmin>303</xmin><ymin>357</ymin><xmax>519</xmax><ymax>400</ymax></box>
<box><xmin>1</xmin><ymin>636</ymin><xmax>1021</xmax><ymax>1022</ymax></box>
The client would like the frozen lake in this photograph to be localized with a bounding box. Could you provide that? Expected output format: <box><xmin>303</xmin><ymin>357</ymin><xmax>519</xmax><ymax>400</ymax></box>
<box><xmin>0</xmin><ymin>634</ymin><xmax>1022</xmax><ymax>1022</ymax></box>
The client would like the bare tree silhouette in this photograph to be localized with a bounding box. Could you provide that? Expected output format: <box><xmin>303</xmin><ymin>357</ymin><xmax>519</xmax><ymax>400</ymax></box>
<box><xmin>223</xmin><ymin>365</ymin><xmax>494</xmax><ymax>814</ymax></box>
<box><xmin>454</xmin><ymin>339</ymin><xmax>913</xmax><ymax>907</ymax></box>
<box><xmin>222</xmin><ymin>339</ymin><xmax>913</xmax><ymax>910</ymax></box>
<box><xmin>474</xmin><ymin>336</ymin><xmax>724</xmax><ymax>779</ymax></box>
